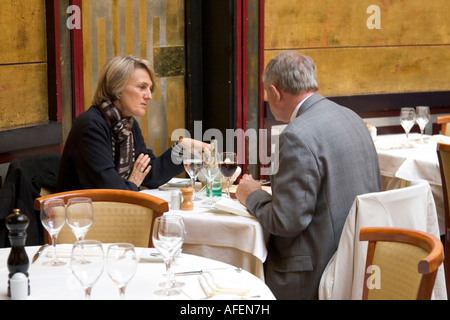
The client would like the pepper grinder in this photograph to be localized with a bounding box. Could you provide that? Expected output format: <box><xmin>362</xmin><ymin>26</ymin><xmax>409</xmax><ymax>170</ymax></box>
<box><xmin>6</xmin><ymin>208</ymin><xmax>30</xmax><ymax>298</ymax></box>
<box><xmin>180</xmin><ymin>187</ymin><xmax>194</xmax><ymax>210</ymax></box>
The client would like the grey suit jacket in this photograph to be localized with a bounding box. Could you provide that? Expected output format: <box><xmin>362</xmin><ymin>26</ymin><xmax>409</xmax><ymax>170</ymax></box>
<box><xmin>246</xmin><ymin>93</ymin><xmax>381</xmax><ymax>299</ymax></box>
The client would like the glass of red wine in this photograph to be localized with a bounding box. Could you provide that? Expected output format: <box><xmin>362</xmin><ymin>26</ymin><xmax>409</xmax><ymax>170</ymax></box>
<box><xmin>219</xmin><ymin>152</ymin><xmax>237</xmax><ymax>198</ymax></box>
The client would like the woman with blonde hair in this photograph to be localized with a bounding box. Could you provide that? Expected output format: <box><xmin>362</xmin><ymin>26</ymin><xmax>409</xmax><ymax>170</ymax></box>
<box><xmin>57</xmin><ymin>55</ymin><xmax>205</xmax><ymax>191</ymax></box>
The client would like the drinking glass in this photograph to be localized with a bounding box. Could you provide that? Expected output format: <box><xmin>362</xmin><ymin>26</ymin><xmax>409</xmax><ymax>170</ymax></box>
<box><xmin>40</xmin><ymin>198</ymin><xmax>66</xmax><ymax>266</ymax></box>
<box><xmin>201</xmin><ymin>146</ymin><xmax>220</xmax><ymax>207</ymax></box>
<box><xmin>400</xmin><ymin>107</ymin><xmax>416</xmax><ymax>147</ymax></box>
<box><xmin>66</xmin><ymin>197</ymin><xmax>94</xmax><ymax>241</ymax></box>
<box><xmin>415</xmin><ymin>106</ymin><xmax>430</xmax><ymax>143</ymax></box>
<box><xmin>106</xmin><ymin>243</ymin><xmax>137</xmax><ymax>299</ymax></box>
<box><xmin>152</xmin><ymin>216</ymin><xmax>185</xmax><ymax>296</ymax></box>
<box><xmin>183</xmin><ymin>148</ymin><xmax>204</xmax><ymax>200</ymax></box>
<box><xmin>70</xmin><ymin>240</ymin><xmax>104</xmax><ymax>299</ymax></box>
<box><xmin>219</xmin><ymin>152</ymin><xmax>238</xmax><ymax>198</ymax></box>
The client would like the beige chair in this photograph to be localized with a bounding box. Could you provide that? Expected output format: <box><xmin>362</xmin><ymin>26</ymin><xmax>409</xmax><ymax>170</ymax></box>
<box><xmin>360</xmin><ymin>227</ymin><xmax>443</xmax><ymax>300</ymax></box>
<box><xmin>437</xmin><ymin>116</ymin><xmax>450</xmax><ymax>136</ymax></box>
<box><xmin>436</xmin><ymin>142</ymin><xmax>450</xmax><ymax>295</ymax></box>
<box><xmin>34</xmin><ymin>189</ymin><xmax>169</xmax><ymax>247</ymax></box>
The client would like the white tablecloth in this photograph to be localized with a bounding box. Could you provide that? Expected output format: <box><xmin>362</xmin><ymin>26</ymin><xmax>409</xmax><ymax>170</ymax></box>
<box><xmin>375</xmin><ymin>133</ymin><xmax>448</xmax><ymax>235</ymax></box>
<box><xmin>0</xmin><ymin>245</ymin><xmax>275</xmax><ymax>300</ymax></box>
<box><xmin>319</xmin><ymin>180</ymin><xmax>447</xmax><ymax>300</ymax></box>
<box><xmin>140</xmin><ymin>187</ymin><xmax>268</xmax><ymax>280</ymax></box>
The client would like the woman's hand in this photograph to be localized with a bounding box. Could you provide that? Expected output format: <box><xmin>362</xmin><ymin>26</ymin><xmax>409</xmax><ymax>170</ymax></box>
<box><xmin>178</xmin><ymin>137</ymin><xmax>211</xmax><ymax>156</ymax></box>
<box><xmin>128</xmin><ymin>153</ymin><xmax>151</xmax><ymax>187</ymax></box>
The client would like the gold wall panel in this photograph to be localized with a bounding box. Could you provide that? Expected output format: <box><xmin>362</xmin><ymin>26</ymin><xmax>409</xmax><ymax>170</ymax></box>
<box><xmin>264</xmin><ymin>46</ymin><xmax>450</xmax><ymax>96</ymax></box>
<box><xmin>0</xmin><ymin>0</ymin><xmax>48</xmax><ymax>130</ymax></box>
<box><xmin>0</xmin><ymin>64</ymin><xmax>48</xmax><ymax>129</ymax></box>
<box><xmin>81</xmin><ymin>0</ymin><xmax>186</xmax><ymax>155</ymax></box>
<box><xmin>0</xmin><ymin>0</ymin><xmax>47</xmax><ymax>64</ymax></box>
<box><xmin>264</xmin><ymin>0</ymin><xmax>450</xmax><ymax>96</ymax></box>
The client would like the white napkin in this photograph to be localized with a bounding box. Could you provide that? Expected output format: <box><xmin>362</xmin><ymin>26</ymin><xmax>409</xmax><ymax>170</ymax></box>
<box><xmin>198</xmin><ymin>273</ymin><xmax>250</xmax><ymax>298</ymax></box>
<box><xmin>214</xmin><ymin>198</ymin><xmax>255</xmax><ymax>218</ymax></box>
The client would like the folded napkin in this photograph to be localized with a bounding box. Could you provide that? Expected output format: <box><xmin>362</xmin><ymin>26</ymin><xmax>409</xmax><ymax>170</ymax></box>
<box><xmin>214</xmin><ymin>198</ymin><xmax>255</xmax><ymax>218</ymax></box>
<box><xmin>199</xmin><ymin>273</ymin><xmax>250</xmax><ymax>298</ymax></box>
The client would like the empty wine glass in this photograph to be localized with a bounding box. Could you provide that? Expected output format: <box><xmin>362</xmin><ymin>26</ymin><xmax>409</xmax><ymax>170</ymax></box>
<box><xmin>201</xmin><ymin>143</ymin><xmax>220</xmax><ymax>207</ymax></box>
<box><xmin>400</xmin><ymin>107</ymin><xmax>416</xmax><ymax>147</ymax></box>
<box><xmin>219</xmin><ymin>152</ymin><xmax>238</xmax><ymax>198</ymax></box>
<box><xmin>66</xmin><ymin>197</ymin><xmax>94</xmax><ymax>241</ymax></box>
<box><xmin>106</xmin><ymin>243</ymin><xmax>137</xmax><ymax>299</ymax></box>
<box><xmin>152</xmin><ymin>216</ymin><xmax>185</xmax><ymax>296</ymax></box>
<box><xmin>415</xmin><ymin>106</ymin><xmax>430</xmax><ymax>143</ymax></box>
<box><xmin>70</xmin><ymin>240</ymin><xmax>104</xmax><ymax>299</ymax></box>
<box><xmin>40</xmin><ymin>198</ymin><xmax>66</xmax><ymax>266</ymax></box>
<box><xmin>183</xmin><ymin>147</ymin><xmax>204</xmax><ymax>200</ymax></box>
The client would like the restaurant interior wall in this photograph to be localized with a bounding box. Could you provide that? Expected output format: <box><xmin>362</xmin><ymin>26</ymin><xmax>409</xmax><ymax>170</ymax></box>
<box><xmin>263</xmin><ymin>0</ymin><xmax>450</xmax><ymax>136</ymax></box>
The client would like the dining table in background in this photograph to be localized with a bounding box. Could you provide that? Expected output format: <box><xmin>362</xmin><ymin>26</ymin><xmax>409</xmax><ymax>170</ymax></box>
<box><xmin>0</xmin><ymin>245</ymin><xmax>275</xmax><ymax>300</ymax></box>
<box><xmin>141</xmin><ymin>186</ymin><xmax>268</xmax><ymax>280</ymax></box>
<box><xmin>374</xmin><ymin>133</ymin><xmax>449</xmax><ymax>235</ymax></box>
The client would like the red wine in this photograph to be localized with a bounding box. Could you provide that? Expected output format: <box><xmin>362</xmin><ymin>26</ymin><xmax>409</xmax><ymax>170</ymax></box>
<box><xmin>219</xmin><ymin>162</ymin><xmax>237</xmax><ymax>177</ymax></box>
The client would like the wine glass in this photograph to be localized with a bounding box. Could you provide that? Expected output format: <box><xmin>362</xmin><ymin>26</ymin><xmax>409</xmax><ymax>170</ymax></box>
<box><xmin>201</xmin><ymin>145</ymin><xmax>220</xmax><ymax>207</ymax></box>
<box><xmin>40</xmin><ymin>198</ymin><xmax>66</xmax><ymax>266</ymax></box>
<box><xmin>183</xmin><ymin>148</ymin><xmax>204</xmax><ymax>200</ymax></box>
<box><xmin>400</xmin><ymin>107</ymin><xmax>416</xmax><ymax>147</ymax></box>
<box><xmin>219</xmin><ymin>152</ymin><xmax>238</xmax><ymax>198</ymax></box>
<box><xmin>415</xmin><ymin>106</ymin><xmax>430</xmax><ymax>143</ymax></box>
<box><xmin>106</xmin><ymin>243</ymin><xmax>137</xmax><ymax>299</ymax></box>
<box><xmin>152</xmin><ymin>216</ymin><xmax>185</xmax><ymax>296</ymax></box>
<box><xmin>70</xmin><ymin>240</ymin><xmax>104</xmax><ymax>299</ymax></box>
<box><xmin>66</xmin><ymin>197</ymin><xmax>94</xmax><ymax>241</ymax></box>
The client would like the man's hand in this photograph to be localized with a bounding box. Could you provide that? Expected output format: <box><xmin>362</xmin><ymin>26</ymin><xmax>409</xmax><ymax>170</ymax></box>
<box><xmin>236</xmin><ymin>174</ymin><xmax>262</xmax><ymax>205</ymax></box>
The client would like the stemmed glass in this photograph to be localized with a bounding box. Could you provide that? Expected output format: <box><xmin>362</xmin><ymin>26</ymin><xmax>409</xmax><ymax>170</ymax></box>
<box><xmin>66</xmin><ymin>197</ymin><xmax>94</xmax><ymax>241</ymax></box>
<box><xmin>219</xmin><ymin>152</ymin><xmax>238</xmax><ymax>198</ymax></box>
<box><xmin>106</xmin><ymin>243</ymin><xmax>137</xmax><ymax>299</ymax></box>
<box><xmin>70</xmin><ymin>240</ymin><xmax>104</xmax><ymax>299</ymax></box>
<box><xmin>183</xmin><ymin>148</ymin><xmax>204</xmax><ymax>200</ymax></box>
<box><xmin>152</xmin><ymin>215</ymin><xmax>185</xmax><ymax>296</ymax></box>
<box><xmin>415</xmin><ymin>106</ymin><xmax>430</xmax><ymax>143</ymax></box>
<box><xmin>400</xmin><ymin>107</ymin><xmax>416</xmax><ymax>147</ymax></box>
<box><xmin>40</xmin><ymin>198</ymin><xmax>66</xmax><ymax>266</ymax></box>
<box><xmin>201</xmin><ymin>146</ymin><xmax>220</xmax><ymax>207</ymax></box>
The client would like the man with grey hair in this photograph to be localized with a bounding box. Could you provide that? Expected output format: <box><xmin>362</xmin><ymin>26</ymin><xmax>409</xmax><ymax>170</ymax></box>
<box><xmin>236</xmin><ymin>51</ymin><xmax>381</xmax><ymax>299</ymax></box>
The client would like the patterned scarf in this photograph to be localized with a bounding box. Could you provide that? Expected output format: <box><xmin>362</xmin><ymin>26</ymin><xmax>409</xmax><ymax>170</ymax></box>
<box><xmin>97</xmin><ymin>101</ymin><xmax>135</xmax><ymax>179</ymax></box>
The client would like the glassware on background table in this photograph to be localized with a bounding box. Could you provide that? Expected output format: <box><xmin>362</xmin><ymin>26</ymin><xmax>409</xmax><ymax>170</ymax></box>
<box><xmin>40</xmin><ymin>198</ymin><xmax>66</xmax><ymax>266</ymax></box>
<box><xmin>415</xmin><ymin>106</ymin><xmax>430</xmax><ymax>143</ymax></box>
<box><xmin>70</xmin><ymin>240</ymin><xmax>104</xmax><ymax>299</ymax></box>
<box><xmin>152</xmin><ymin>215</ymin><xmax>185</xmax><ymax>296</ymax></box>
<box><xmin>183</xmin><ymin>148</ymin><xmax>204</xmax><ymax>201</ymax></box>
<box><xmin>66</xmin><ymin>197</ymin><xmax>94</xmax><ymax>242</ymax></box>
<box><xmin>201</xmin><ymin>140</ymin><xmax>220</xmax><ymax>207</ymax></box>
<box><xmin>219</xmin><ymin>152</ymin><xmax>238</xmax><ymax>198</ymax></box>
<box><xmin>400</xmin><ymin>107</ymin><xmax>416</xmax><ymax>147</ymax></box>
<box><xmin>106</xmin><ymin>243</ymin><xmax>137</xmax><ymax>299</ymax></box>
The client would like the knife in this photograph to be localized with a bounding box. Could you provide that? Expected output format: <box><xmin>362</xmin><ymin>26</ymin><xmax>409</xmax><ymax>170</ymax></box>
<box><xmin>32</xmin><ymin>244</ymin><xmax>49</xmax><ymax>263</ymax></box>
<box><xmin>174</xmin><ymin>267</ymin><xmax>241</xmax><ymax>276</ymax></box>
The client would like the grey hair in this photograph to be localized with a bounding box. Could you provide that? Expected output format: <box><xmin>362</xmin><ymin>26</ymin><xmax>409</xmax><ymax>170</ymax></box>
<box><xmin>262</xmin><ymin>51</ymin><xmax>318</xmax><ymax>95</ymax></box>
<box><xmin>92</xmin><ymin>55</ymin><xmax>156</xmax><ymax>106</ymax></box>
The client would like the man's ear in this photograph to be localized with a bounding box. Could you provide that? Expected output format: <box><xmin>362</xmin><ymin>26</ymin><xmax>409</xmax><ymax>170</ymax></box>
<box><xmin>269</xmin><ymin>85</ymin><xmax>281</xmax><ymax>103</ymax></box>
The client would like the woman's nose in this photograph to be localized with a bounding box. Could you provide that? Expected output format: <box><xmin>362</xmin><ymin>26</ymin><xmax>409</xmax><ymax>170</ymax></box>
<box><xmin>144</xmin><ymin>88</ymin><xmax>152</xmax><ymax>100</ymax></box>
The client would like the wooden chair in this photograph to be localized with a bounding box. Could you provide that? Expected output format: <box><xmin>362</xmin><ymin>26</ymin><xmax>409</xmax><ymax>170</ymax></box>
<box><xmin>34</xmin><ymin>189</ymin><xmax>169</xmax><ymax>247</ymax></box>
<box><xmin>437</xmin><ymin>142</ymin><xmax>450</xmax><ymax>296</ymax></box>
<box><xmin>360</xmin><ymin>227</ymin><xmax>443</xmax><ymax>300</ymax></box>
<box><xmin>437</xmin><ymin>115</ymin><xmax>450</xmax><ymax>136</ymax></box>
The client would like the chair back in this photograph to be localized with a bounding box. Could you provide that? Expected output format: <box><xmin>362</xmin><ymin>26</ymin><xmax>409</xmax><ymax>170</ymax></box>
<box><xmin>437</xmin><ymin>116</ymin><xmax>450</xmax><ymax>136</ymax></box>
<box><xmin>34</xmin><ymin>189</ymin><xmax>169</xmax><ymax>247</ymax></box>
<box><xmin>360</xmin><ymin>227</ymin><xmax>443</xmax><ymax>300</ymax></box>
<box><xmin>436</xmin><ymin>142</ymin><xmax>450</xmax><ymax>295</ymax></box>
